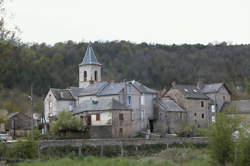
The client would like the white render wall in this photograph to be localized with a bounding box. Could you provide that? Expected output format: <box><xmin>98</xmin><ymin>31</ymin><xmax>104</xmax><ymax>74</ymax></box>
<box><xmin>91</xmin><ymin>112</ymin><xmax>112</xmax><ymax>126</ymax></box>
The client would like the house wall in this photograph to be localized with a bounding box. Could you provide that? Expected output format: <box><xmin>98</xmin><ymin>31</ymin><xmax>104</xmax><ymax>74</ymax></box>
<box><xmin>0</xmin><ymin>123</ymin><xmax>5</xmax><ymax>133</ymax></box>
<box><xmin>44</xmin><ymin>90</ymin><xmax>75</xmax><ymax>122</ymax></box>
<box><xmin>112</xmin><ymin>110</ymin><xmax>132</xmax><ymax>137</ymax></box>
<box><xmin>74</xmin><ymin>109</ymin><xmax>132</xmax><ymax>138</ymax></box>
<box><xmin>206</xmin><ymin>86</ymin><xmax>231</xmax><ymax>112</ymax></box>
<box><xmin>153</xmin><ymin>103</ymin><xmax>187</xmax><ymax>135</ymax></box>
<box><xmin>185</xmin><ymin>99</ymin><xmax>209</xmax><ymax>128</ymax></box>
<box><xmin>166</xmin><ymin>88</ymin><xmax>209</xmax><ymax>128</ymax></box>
<box><xmin>126</xmin><ymin>84</ymin><xmax>156</xmax><ymax>135</ymax></box>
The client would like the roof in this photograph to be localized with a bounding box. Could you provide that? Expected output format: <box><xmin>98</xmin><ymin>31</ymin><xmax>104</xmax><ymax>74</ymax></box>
<box><xmin>224</xmin><ymin>100</ymin><xmax>250</xmax><ymax>114</ymax></box>
<box><xmin>130</xmin><ymin>80</ymin><xmax>157</xmax><ymax>94</ymax></box>
<box><xmin>173</xmin><ymin>84</ymin><xmax>209</xmax><ymax>100</ymax></box>
<box><xmin>77</xmin><ymin>80</ymin><xmax>157</xmax><ymax>97</ymax></box>
<box><xmin>73</xmin><ymin>98</ymin><xmax>130</xmax><ymax>114</ymax></box>
<box><xmin>157</xmin><ymin>99</ymin><xmax>186</xmax><ymax>112</ymax></box>
<box><xmin>78</xmin><ymin>82</ymin><xmax>109</xmax><ymax>96</ymax></box>
<box><xmin>70</xmin><ymin>87</ymin><xmax>84</xmax><ymax>97</ymax></box>
<box><xmin>8</xmin><ymin>112</ymin><xmax>31</xmax><ymax>119</ymax></box>
<box><xmin>201</xmin><ymin>83</ymin><xmax>230</xmax><ymax>94</ymax></box>
<box><xmin>98</xmin><ymin>82</ymin><xmax>125</xmax><ymax>96</ymax></box>
<box><xmin>79</xmin><ymin>44</ymin><xmax>101</xmax><ymax>66</ymax></box>
<box><xmin>51</xmin><ymin>88</ymin><xmax>75</xmax><ymax>101</ymax></box>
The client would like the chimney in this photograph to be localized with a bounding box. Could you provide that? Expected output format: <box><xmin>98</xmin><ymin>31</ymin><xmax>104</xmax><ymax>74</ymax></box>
<box><xmin>197</xmin><ymin>80</ymin><xmax>203</xmax><ymax>89</ymax></box>
<box><xmin>89</xmin><ymin>76</ymin><xmax>94</xmax><ymax>84</ymax></box>
<box><xmin>171</xmin><ymin>81</ymin><xmax>176</xmax><ymax>87</ymax></box>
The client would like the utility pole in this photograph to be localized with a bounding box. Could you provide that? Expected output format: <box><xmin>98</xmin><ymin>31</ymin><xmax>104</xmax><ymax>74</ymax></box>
<box><xmin>30</xmin><ymin>83</ymin><xmax>34</xmax><ymax>137</ymax></box>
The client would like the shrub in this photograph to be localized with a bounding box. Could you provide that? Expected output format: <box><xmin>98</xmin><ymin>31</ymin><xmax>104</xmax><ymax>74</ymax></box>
<box><xmin>51</xmin><ymin>110</ymin><xmax>86</xmax><ymax>136</ymax></box>
<box><xmin>238</xmin><ymin>133</ymin><xmax>250</xmax><ymax>166</ymax></box>
<box><xmin>205</xmin><ymin>113</ymin><xmax>241</xmax><ymax>165</ymax></box>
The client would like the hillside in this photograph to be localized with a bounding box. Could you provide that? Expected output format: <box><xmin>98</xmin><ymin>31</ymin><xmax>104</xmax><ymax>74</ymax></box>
<box><xmin>0</xmin><ymin>40</ymin><xmax>250</xmax><ymax>98</ymax></box>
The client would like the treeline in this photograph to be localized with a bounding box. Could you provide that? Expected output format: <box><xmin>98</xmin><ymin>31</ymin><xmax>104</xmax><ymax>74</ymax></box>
<box><xmin>0</xmin><ymin>40</ymin><xmax>250</xmax><ymax>97</ymax></box>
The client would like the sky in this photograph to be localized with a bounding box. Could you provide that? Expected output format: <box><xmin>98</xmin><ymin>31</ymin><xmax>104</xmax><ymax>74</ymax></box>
<box><xmin>5</xmin><ymin>0</ymin><xmax>250</xmax><ymax>45</ymax></box>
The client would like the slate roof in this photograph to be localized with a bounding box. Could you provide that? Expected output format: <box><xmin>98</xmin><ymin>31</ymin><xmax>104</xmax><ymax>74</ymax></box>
<box><xmin>201</xmin><ymin>83</ymin><xmax>226</xmax><ymax>94</ymax></box>
<box><xmin>70</xmin><ymin>87</ymin><xmax>84</xmax><ymax>97</ymax></box>
<box><xmin>78</xmin><ymin>82</ymin><xmax>109</xmax><ymax>96</ymax></box>
<box><xmin>79</xmin><ymin>44</ymin><xmax>101</xmax><ymax>66</ymax></box>
<box><xmin>130</xmin><ymin>80</ymin><xmax>157</xmax><ymax>94</ymax></box>
<box><xmin>98</xmin><ymin>82</ymin><xmax>125</xmax><ymax>96</ymax></box>
<box><xmin>224</xmin><ymin>100</ymin><xmax>250</xmax><ymax>114</ymax></box>
<box><xmin>77</xmin><ymin>80</ymin><xmax>157</xmax><ymax>97</ymax></box>
<box><xmin>157</xmin><ymin>99</ymin><xmax>186</xmax><ymax>112</ymax></box>
<box><xmin>73</xmin><ymin>98</ymin><xmax>130</xmax><ymax>114</ymax></box>
<box><xmin>50</xmin><ymin>88</ymin><xmax>75</xmax><ymax>101</ymax></box>
<box><xmin>173</xmin><ymin>85</ymin><xmax>209</xmax><ymax>99</ymax></box>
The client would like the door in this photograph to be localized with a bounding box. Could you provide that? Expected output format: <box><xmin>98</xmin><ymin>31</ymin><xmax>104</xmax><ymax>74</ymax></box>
<box><xmin>149</xmin><ymin>120</ymin><xmax>154</xmax><ymax>132</ymax></box>
<box><xmin>87</xmin><ymin>115</ymin><xmax>92</xmax><ymax>126</ymax></box>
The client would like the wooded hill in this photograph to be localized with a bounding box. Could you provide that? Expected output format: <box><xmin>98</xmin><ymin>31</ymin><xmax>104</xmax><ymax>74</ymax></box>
<box><xmin>0</xmin><ymin>40</ymin><xmax>250</xmax><ymax>98</ymax></box>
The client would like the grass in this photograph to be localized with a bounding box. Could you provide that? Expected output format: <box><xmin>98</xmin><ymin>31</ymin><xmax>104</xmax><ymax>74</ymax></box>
<box><xmin>14</xmin><ymin>147</ymin><xmax>212</xmax><ymax>166</ymax></box>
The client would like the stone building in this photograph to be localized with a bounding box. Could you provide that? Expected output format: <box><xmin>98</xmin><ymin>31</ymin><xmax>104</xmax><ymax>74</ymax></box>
<box><xmin>73</xmin><ymin>98</ymin><xmax>132</xmax><ymax>138</ymax></box>
<box><xmin>44</xmin><ymin>44</ymin><xmax>157</xmax><ymax>137</ymax></box>
<box><xmin>6</xmin><ymin>112</ymin><xmax>33</xmax><ymax>136</ymax></box>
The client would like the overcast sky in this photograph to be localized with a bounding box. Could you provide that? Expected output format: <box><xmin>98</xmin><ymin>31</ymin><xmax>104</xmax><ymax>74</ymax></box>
<box><xmin>6</xmin><ymin>0</ymin><xmax>250</xmax><ymax>45</ymax></box>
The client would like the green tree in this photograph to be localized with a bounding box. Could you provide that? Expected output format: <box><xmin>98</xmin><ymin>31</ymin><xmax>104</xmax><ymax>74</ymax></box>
<box><xmin>51</xmin><ymin>110</ymin><xmax>86</xmax><ymax>135</ymax></box>
<box><xmin>205</xmin><ymin>113</ymin><xmax>241</xmax><ymax>166</ymax></box>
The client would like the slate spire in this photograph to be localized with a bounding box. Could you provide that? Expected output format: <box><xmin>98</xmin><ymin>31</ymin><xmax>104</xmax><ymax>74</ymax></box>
<box><xmin>79</xmin><ymin>43</ymin><xmax>101</xmax><ymax>66</ymax></box>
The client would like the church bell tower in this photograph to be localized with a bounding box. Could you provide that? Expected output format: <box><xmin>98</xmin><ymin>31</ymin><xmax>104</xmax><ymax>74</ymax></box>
<box><xmin>79</xmin><ymin>44</ymin><xmax>102</xmax><ymax>88</ymax></box>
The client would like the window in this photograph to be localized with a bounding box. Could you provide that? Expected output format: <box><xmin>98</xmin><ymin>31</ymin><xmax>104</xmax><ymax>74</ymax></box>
<box><xmin>119</xmin><ymin>128</ymin><xmax>123</xmax><ymax>136</ymax></box>
<box><xmin>127</xmin><ymin>85</ymin><xmax>131</xmax><ymax>93</ymax></box>
<box><xmin>194</xmin><ymin>112</ymin><xmax>197</xmax><ymax>116</ymax></box>
<box><xmin>202</xmin><ymin>113</ymin><xmax>204</xmax><ymax>119</ymax></box>
<box><xmin>212</xmin><ymin>116</ymin><xmax>216</xmax><ymax>122</ymax></box>
<box><xmin>140</xmin><ymin>95</ymin><xmax>145</xmax><ymax>105</ymax></box>
<box><xmin>131</xmin><ymin>112</ymin><xmax>134</xmax><ymax>121</ymax></box>
<box><xmin>184</xmin><ymin>89</ymin><xmax>188</xmax><ymax>92</ymax></box>
<box><xmin>96</xmin><ymin>113</ymin><xmax>100</xmax><ymax>121</ymax></box>
<box><xmin>180</xmin><ymin>113</ymin><xmax>182</xmax><ymax>119</ymax></box>
<box><xmin>119</xmin><ymin>113</ymin><xmax>124</xmax><ymax>121</ymax></box>
<box><xmin>94</xmin><ymin>71</ymin><xmax>98</xmax><ymax>81</ymax></box>
<box><xmin>201</xmin><ymin>101</ymin><xmax>204</xmax><ymax>108</ymax></box>
<box><xmin>140</xmin><ymin>110</ymin><xmax>145</xmax><ymax>121</ymax></box>
<box><xmin>49</xmin><ymin>102</ymin><xmax>52</xmax><ymax>108</ymax></box>
<box><xmin>84</xmin><ymin>71</ymin><xmax>87</xmax><ymax>81</ymax></box>
<box><xmin>211</xmin><ymin>105</ymin><xmax>215</xmax><ymax>112</ymax></box>
<box><xmin>127</xmin><ymin>96</ymin><xmax>132</xmax><ymax>105</ymax></box>
<box><xmin>223</xmin><ymin>96</ymin><xmax>226</xmax><ymax>100</ymax></box>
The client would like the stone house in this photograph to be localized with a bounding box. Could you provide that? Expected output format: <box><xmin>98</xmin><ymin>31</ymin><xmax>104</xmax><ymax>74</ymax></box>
<box><xmin>154</xmin><ymin>96</ymin><xmax>186</xmax><ymax>134</ymax></box>
<box><xmin>199</xmin><ymin>82</ymin><xmax>231</xmax><ymax>122</ymax></box>
<box><xmin>44</xmin><ymin>88</ymin><xmax>77</xmax><ymax>123</ymax></box>
<box><xmin>6</xmin><ymin>112</ymin><xmax>33</xmax><ymax>136</ymax></box>
<box><xmin>44</xmin><ymin>44</ymin><xmax>157</xmax><ymax>137</ymax></box>
<box><xmin>73</xmin><ymin>98</ymin><xmax>132</xmax><ymax>138</ymax></box>
<box><xmin>164</xmin><ymin>83</ymin><xmax>210</xmax><ymax>129</ymax></box>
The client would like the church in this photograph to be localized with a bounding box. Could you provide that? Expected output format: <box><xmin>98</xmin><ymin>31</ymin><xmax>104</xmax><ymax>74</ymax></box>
<box><xmin>44</xmin><ymin>44</ymin><xmax>157</xmax><ymax>138</ymax></box>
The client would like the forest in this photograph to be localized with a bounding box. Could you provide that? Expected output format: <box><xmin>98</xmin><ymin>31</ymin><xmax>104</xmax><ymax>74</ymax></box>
<box><xmin>1</xmin><ymin>39</ymin><xmax>250</xmax><ymax>113</ymax></box>
<box><xmin>1</xmin><ymin>40</ymin><xmax>250</xmax><ymax>96</ymax></box>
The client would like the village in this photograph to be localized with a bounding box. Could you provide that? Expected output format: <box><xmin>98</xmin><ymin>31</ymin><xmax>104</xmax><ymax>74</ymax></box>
<box><xmin>1</xmin><ymin>44</ymin><xmax>249</xmax><ymax>140</ymax></box>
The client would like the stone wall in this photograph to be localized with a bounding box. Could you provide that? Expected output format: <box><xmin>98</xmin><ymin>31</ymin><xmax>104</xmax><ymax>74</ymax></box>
<box><xmin>39</xmin><ymin>137</ymin><xmax>208</xmax><ymax>150</ymax></box>
<box><xmin>89</xmin><ymin>126</ymin><xmax>112</xmax><ymax>139</ymax></box>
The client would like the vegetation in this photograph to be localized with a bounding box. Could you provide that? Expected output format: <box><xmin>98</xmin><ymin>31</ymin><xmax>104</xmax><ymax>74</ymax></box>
<box><xmin>51</xmin><ymin>110</ymin><xmax>86</xmax><ymax>135</ymax></box>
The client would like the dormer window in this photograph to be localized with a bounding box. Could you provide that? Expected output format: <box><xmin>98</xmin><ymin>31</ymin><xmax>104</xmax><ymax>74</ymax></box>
<box><xmin>184</xmin><ymin>89</ymin><xmax>188</xmax><ymax>92</ymax></box>
<box><xmin>193</xmin><ymin>89</ymin><xmax>197</xmax><ymax>92</ymax></box>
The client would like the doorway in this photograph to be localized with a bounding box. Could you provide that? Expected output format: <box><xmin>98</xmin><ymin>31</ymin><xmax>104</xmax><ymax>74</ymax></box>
<box><xmin>149</xmin><ymin>120</ymin><xmax>154</xmax><ymax>132</ymax></box>
<box><xmin>87</xmin><ymin>115</ymin><xmax>92</xmax><ymax>126</ymax></box>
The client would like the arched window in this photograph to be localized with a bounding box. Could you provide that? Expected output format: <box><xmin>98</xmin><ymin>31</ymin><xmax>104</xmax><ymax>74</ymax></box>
<box><xmin>84</xmin><ymin>71</ymin><xmax>87</xmax><ymax>81</ymax></box>
<box><xmin>94</xmin><ymin>70</ymin><xmax>98</xmax><ymax>81</ymax></box>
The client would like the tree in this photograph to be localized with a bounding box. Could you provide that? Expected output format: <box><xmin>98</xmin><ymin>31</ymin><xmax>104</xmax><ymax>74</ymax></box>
<box><xmin>205</xmin><ymin>113</ymin><xmax>241</xmax><ymax>166</ymax></box>
<box><xmin>51</xmin><ymin>110</ymin><xmax>86</xmax><ymax>135</ymax></box>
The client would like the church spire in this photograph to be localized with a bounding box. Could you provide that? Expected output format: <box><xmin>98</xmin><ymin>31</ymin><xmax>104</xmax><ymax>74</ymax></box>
<box><xmin>79</xmin><ymin>43</ymin><xmax>101</xmax><ymax>66</ymax></box>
